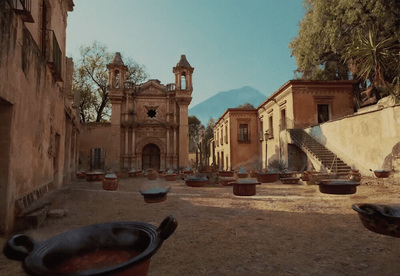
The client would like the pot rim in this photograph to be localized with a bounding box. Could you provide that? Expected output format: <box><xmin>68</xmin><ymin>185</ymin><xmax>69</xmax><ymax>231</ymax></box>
<box><xmin>5</xmin><ymin>216</ymin><xmax>177</xmax><ymax>275</ymax></box>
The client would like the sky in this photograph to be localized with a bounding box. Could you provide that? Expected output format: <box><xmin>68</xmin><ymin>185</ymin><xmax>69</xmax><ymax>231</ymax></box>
<box><xmin>66</xmin><ymin>0</ymin><xmax>306</xmax><ymax>107</ymax></box>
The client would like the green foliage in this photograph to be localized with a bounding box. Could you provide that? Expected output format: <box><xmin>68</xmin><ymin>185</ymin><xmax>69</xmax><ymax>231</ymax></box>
<box><xmin>236</xmin><ymin>103</ymin><xmax>255</xmax><ymax>108</ymax></box>
<box><xmin>290</xmin><ymin>0</ymin><xmax>400</xmax><ymax>97</ymax></box>
<box><xmin>188</xmin><ymin>116</ymin><xmax>203</xmax><ymax>153</ymax></box>
<box><xmin>73</xmin><ymin>41</ymin><xmax>148</xmax><ymax>122</ymax></box>
<box><xmin>268</xmin><ymin>159</ymin><xmax>288</xmax><ymax>172</ymax></box>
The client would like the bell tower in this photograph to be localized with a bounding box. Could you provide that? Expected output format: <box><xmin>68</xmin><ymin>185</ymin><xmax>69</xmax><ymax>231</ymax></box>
<box><xmin>106</xmin><ymin>52</ymin><xmax>127</xmax><ymax>170</ymax></box>
<box><xmin>107</xmin><ymin>52</ymin><xmax>127</xmax><ymax>126</ymax></box>
<box><xmin>173</xmin><ymin>55</ymin><xmax>194</xmax><ymax>168</ymax></box>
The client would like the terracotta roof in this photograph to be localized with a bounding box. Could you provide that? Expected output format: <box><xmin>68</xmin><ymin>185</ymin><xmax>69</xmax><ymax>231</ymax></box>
<box><xmin>111</xmin><ymin>52</ymin><xmax>124</xmax><ymax>66</ymax></box>
<box><xmin>176</xmin><ymin>55</ymin><xmax>192</xmax><ymax>68</ymax></box>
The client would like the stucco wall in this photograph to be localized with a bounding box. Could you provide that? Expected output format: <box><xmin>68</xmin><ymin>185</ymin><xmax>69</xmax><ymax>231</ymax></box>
<box><xmin>307</xmin><ymin>105</ymin><xmax>400</xmax><ymax>177</ymax></box>
<box><xmin>0</xmin><ymin>1</ymin><xmax>76</xmax><ymax>233</ymax></box>
<box><xmin>79</xmin><ymin>123</ymin><xmax>121</xmax><ymax>171</ymax></box>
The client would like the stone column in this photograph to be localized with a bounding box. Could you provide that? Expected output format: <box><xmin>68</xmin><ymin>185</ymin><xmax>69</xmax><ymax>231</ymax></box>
<box><xmin>178</xmin><ymin>104</ymin><xmax>189</xmax><ymax>167</ymax></box>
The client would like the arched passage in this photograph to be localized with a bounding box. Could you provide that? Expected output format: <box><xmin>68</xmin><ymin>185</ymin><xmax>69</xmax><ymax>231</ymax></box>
<box><xmin>142</xmin><ymin>143</ymin><xmax>160</xmax><ymax>170</ymax></box>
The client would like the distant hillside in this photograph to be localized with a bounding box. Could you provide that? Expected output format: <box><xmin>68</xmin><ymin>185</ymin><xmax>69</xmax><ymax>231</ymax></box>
<box><xmin>189</xmin><ymin>86</ymin><xmax>267</xmax><ymax>125</ymax></box>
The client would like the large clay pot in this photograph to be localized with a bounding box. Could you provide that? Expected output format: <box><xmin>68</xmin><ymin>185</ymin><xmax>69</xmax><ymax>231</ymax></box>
<box><xmin>140</xmin><ymin>188</ymin><xmax>170</xmax><ymax>203</ymax></box>
<box><xmin>256</xmin><ymin>172</ymin><xmax>279</xmax><ymax>183</ymax></box>
<box><xmin>348</xmin><ymin>170</ymin><xmax>361</xmax><ymax>182</ymax></box>
<box><xmin>352</xmin><ymin>204</ymin><xmax>400</xmax><ymax>238</ymax></box>
<box><xmin>185</xmin><ymin>177</ymin><xmax>208</xmax><ymax>187</ymax></box>
<box><xmin>102</xmin><ymin>173</ymin><xmax>118</xmax><ymax>191</ymax></box>
<box><xmin>374</xmin><ymin>170</ymin><xmax>391</xmax><ymax>178</ymax></box>
<box><xmin>218</xmin><ymin>171</ymin><xmax>235</xmax><ymax>177</ymax></box>
<box><xmin>4</xmin><ymin>216</ymin><xmax>178</xmax><ymax>276</ymax></box>
<box><xmin>147</xmin><ymin>169</ymin><xmax>158</xmax><ymax>180</ymax></box>
<box><xmin>317</xmin><ymin>179</ymin><xmax>360</xmax><ymax>194</ymax></box>
<box><xmin>233</xmin><ymin>180</ymin><xmax>261</xmax><ymax>196</ymax></box>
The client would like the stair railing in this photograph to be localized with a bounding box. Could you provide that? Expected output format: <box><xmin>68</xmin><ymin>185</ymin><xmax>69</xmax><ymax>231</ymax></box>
<box><xmin>329</xmin><ymin>154</ymin><xmax>337</xmax><ymax>173</ymax></box>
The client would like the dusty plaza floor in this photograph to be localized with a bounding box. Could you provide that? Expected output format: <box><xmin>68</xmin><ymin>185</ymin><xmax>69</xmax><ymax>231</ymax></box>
<box><xmin>1</xmin><ymin>174</ymin><xmax>400</xmax><ymax>276</ymax></box>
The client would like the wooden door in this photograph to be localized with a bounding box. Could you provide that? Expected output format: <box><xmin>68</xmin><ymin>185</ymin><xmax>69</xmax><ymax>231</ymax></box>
<box><xmin>142</xmin><ymin>144</ymin><xmax>160</xmax><ymax>170</ymax></box>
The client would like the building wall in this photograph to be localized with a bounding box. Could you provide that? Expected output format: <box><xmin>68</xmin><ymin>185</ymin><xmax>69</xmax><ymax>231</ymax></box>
<box><xmin>292</xmin><ymin>81</ymin><xmax>354</xmax><ymax>128</ymax></box>
<box><xmin>0</xmin><ymin>1</ymin><xmax>76</xmax><ymax>233</ymax></box>
<box><xmin>259</xmin><ymin>86</ymin><xmax>295</xmax><ymax>170</ymax></box>
<box><xmin>257</xmin><ymin>80</ymin><xmax>354</xmax><ymax>171</ymax></box>
<box><xmin>214</xmin><ymin>109</ymin><xmax>259</xmax><ymax>171</ymax></box>
<box><xmin>307</xmin><ymin>105</ymin><xmax>400</xmax><ymax>177</ymax></box>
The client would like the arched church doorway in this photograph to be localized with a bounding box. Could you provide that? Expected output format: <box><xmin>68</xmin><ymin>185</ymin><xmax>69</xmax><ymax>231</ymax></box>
<box><xmin>142</xmin><ymin>143</ymin><xmax>160</xmax><ymax>170</ymax></box>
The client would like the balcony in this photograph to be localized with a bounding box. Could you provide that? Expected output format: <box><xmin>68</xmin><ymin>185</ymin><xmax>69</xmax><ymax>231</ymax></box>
<box><xmin>46</xmin><ymin>30</ymin><xmax>63</xmax><ymax>82</ymax></box>
<box><xmin>11</xmin><ymin>0</ymin><xmax>33</xmax><ymax>22</ymax></box>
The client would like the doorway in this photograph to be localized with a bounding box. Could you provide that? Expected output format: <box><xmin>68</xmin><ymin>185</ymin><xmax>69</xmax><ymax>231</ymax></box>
<box><xmin>0</xmin><ymin>98</ymin><xmax>13</xmax><ymax>233</ymax></box>
<box><xmin>142</xmin><ymin>144</ymin><xmax>160</xmax><ymax>170</ymax></box>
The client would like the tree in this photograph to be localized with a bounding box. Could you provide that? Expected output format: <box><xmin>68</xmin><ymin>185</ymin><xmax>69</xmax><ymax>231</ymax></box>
<box><xmin>290</xmin><ymin>0</ymin><xmax>400</xmax><ymax>93</ymax></box>
<box><xmin>236</xmin><ymin>103</ymin><xmax>255</xmax><ymax>108</ymax></box>
<box><xmin>188</xmin><ymin>116</ymin><xmax>203</xmax><ymax>153</ymax></box>
<box><xmin>73</xmin><ymin>41</ymin><xmax>148</xmax><ymax>122</ymax></box>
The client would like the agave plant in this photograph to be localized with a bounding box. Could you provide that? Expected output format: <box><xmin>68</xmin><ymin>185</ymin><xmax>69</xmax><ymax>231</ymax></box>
<box><xmin>343</xmin><ymin>27</ymin><xmax>399</xmax><ymax>89</ymax></box>
<box><xmin>267</xmin><ymin>159</ymin><xmax>288</xmax><ymax>173</ymax></box>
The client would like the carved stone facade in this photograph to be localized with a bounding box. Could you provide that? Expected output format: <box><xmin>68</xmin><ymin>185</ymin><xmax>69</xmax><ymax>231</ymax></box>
<box><xmin>79</xmin><ymin>54</ymin><xmax>194</xmax><ymax>171</ymax></box>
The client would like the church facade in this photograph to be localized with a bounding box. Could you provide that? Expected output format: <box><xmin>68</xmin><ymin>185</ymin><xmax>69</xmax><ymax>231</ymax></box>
<box><xmin>79</xmin><ymin>54</ymin><xmax>194</xmax><ymax>172</ymax></box>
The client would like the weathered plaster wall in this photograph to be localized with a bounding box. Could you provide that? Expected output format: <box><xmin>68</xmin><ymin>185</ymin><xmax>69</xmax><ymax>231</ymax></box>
<box><xmin>307</xmin><ymin>105</ymin><xmax>400</xmax><ymax>177</ymax></box>
<box><xmin>79</xmin><ymin>123</ymin><xmax>120</xmax><ymax>171</ymax></box>
<box><xmin>0</xmin><ymin>1</ymin><xmax>76</xmax><ymax>233</ymax></box>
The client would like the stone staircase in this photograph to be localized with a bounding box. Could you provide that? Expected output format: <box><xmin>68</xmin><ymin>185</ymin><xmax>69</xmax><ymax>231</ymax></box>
<box><xmin>288</xmin><ymin>128</ymin><xmax>351</xmax><ymax>177</ymax></box>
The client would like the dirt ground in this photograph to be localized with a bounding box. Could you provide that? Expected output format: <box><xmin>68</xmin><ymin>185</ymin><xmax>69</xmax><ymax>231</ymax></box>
<box><xmin>1</xmin><ymin>173</ymin><xmax>400</xmax><ymax>276</ymax></box>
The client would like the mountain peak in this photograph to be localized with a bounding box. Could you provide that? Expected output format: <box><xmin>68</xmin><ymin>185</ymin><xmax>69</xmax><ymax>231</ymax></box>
<box><xmin>189</xmin><ymin>86</ymin><xmax>266</xmax><ymax>125</ymax></box>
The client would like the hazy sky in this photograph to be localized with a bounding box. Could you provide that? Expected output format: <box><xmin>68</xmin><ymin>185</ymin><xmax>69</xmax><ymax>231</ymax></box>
<box><xmin>66</xmin><ymin>0</ymin><xmax>305</xmax><ymax>107</ymax></box>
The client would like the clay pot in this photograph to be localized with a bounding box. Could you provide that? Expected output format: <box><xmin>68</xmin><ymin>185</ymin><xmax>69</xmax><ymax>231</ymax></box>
<box><xmin>165</xmin><ymin>174</ymin><xmax>177</xmax><ymax>181</ymax></box>
<box><xmin>374</xmin><ymin>170</ymin><xmax>391</xmax><ymax>178</ymax></box>
<box><xmin>280</xmin><ymin>177</ymin><xmax>300</xmax><ymax>185</ymax></box>
<box><xmin>140</xmin><ymin>188</ymin><xmax>170</xmax><ymax>203</ymax></box>
<box><xmin>85</xmin><ymin>171</ymin><xmax>106</xmax><ymax>182</ymax></box>
<box><xmin>237</xmin><ymin>172</ymin><xmax>248</xmax><ymax>178</ymax></box>
<box><xmin>317</xmin><ymin>180</ymin><xmax>360</xmax><ymax>194</ymax></box>
<box><xmin>185</xmin><ymin>177</ymin><xmax>208</xmax><ymax>187</ymax></box>
<box><xmin>348</xmin><ymin>170</ymin><xmax>361</xmax><ymax>182</ymax></box>
<box><xmin>218</xmin><ymin>171</ymin><xmax>235</xmax><ymax>177</ymax></box>
<box><xmin>280</xmin><ymin>171</ymin><xmax>297</xmax><ymax>179</ymax></box>
<box><xmin>102</xmin><ymin>173</ymin><xmax>118</xmax><ymax>191</ymax></box>
<box><xmin>256</xmin><ymin>172</ymin><xmax>279</xmax><ymax>183</ymax></box>
<box><xmin>233</xmin><ymin>180</ymin><xmax>261</xmax><ymax>196</ymax></box>
<box><xmin>352</xmin><ymin>204</ymin><xmax>400</xmax><ymax>238</ymax></box>
<box><xmin>147</xmin><ymin>169</ymin><xmax>158</xmax><ymax>180</ymax></box>
<box><xmin>4</xmin><ymin>216</ymin><xmax>178</xmax><ymax>276</ymax></box>
<box><xmin>219</xmin><ymin>177</ymin><xmax>237</xmax><ymax>186</ymax></box>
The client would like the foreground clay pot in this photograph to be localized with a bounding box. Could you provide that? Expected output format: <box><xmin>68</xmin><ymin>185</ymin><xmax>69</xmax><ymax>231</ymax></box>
<box><xmin>102</xmin><ymin>173</ymin><xmax>119</xmax><ymax>191</ymax></box>
<box><xmin>352</xmin><ymin>203</ymin><xmax>400</xmax><ymax>238</ymax></box>
<box><xmin>348</xmin><ymin>170</ymin><xmax>361</xmax><ymax>182</ymax></box>
<box><xmin>374</xmin><ymin>170</ymin><xmax>391</xmax><ymax>178</ymax></box>
<box><xmin>280</xmin><ymin>177</ymin><xmax>300</xmax><ymax>185</ymax></box>
<box><xmin>164</xmin><ymin>174</ymin><xmax>177</xmax><ymax>181</ymax></box>
<box><xmin>140</xmin><ymin>187</ymin><xmax>170</xmax><ymax>203</ymax></box>
<box><xmin>146</xmin><ymin>170</ymin><xmax>158</xmax><ymax>180</ymax></box>
<box><xmin>317</xmin><ymin>179</ymin><xmax>360</xmax><ymax>194</ymax></box>
<box><xmin>306</xmin><ymin>173</ymin><xmax>337</xmax><ymax>185</ymax></box>
<box><xmin>185</xmin><ymin>177</ymin><xmax>208</xmax><ymax>187</ymax></box>
<box><xmin>280</xmin><ymin>171</ymin><xmax>297</xmax><ymax>179</ymax></box>
<box><xmin>256</xmin><ymin>172</ymin><xmax>279</xmax><ymax>183</ymax></box>
<box><xmin>233</xmin><ymin>180</ymin><xmax>261</xmax><ymax>196</ymax></box>
<box><xmin>219</xmin><ymin>177</ymin><xmax>237</xmax><ymax>186</ymax></box>
<box><xmin>218</xmin><ymin>171</ymin><xmax>235</xmax><ymax>177</ymax></box>
<box><xmin>85</xmin><ymin>171</ymin><xmax>106</xmax><ymax>182</ymax></box>
<box><xmin>4</xmin><ymin>216</ymin><xmax>178</xmax><ymax>276</ymax></box>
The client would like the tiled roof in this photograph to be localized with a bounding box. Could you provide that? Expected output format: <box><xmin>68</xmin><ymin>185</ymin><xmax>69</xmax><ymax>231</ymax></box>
<box><xmin>176</xmin><ymin>55</ymin><xmax>192</xmax><ymax>68</ymax></box>
<box><xmin>111</xmin><ymin>52</ymin><xmax>124</xmax><ymax>66</ymax></box>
